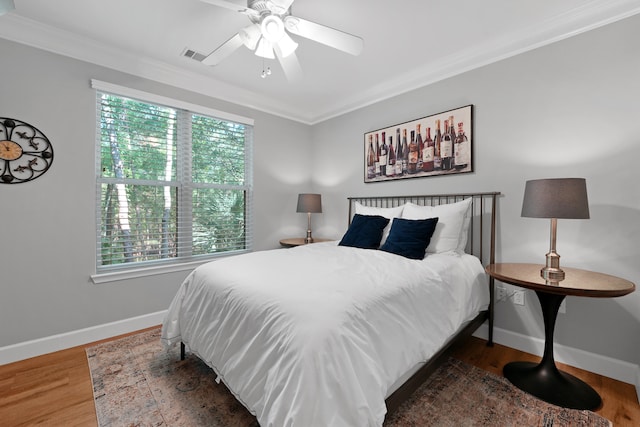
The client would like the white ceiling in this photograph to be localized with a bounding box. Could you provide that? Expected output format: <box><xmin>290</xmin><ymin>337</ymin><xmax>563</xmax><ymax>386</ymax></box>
<box><xmin>1</xmin><ymin>0</ymin><xmax>639</xmax><ymax>124</ymax></box>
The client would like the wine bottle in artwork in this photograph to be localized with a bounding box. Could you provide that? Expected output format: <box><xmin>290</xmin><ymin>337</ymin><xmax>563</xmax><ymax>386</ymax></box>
<box><xmin>422</xmin><ymin>126</ymin><xmax>434</xmax><ymax>172</ymax></box>
<box><xmin>454</xmin><ymin>122</ymin><xmax>470</xmax><ymax>170</ymax></box>
<box><xmin>386</xmin><ymin>135</ymin><xmax>396</xmax><ymax>177</ymax></box>
<box><xmin>415</xmin><ymin>123</ymin><xmax>424</xmax><ymax>171</ymax></box>
<box><xmin>395</xmin><ymin>128</ymin><xmax>403</xmax><ymax>176</ymax></box>
<box><xmin>448</xmin><ymin>116</ymin><xmax>456</xmax><ymax>169</ymax></box>
<box><xmin>433</xmin><ymin>120</ymin><xmax>442</xmax><ymax>171</ymax></box>
<box><xmin>379</xmin><ymin>132</ymin><xmax>388</xmax><ymax>177</ymax></box>
<box><xmin>441</xmin><ymin>119</ymin><xmax>453</xmax><ymax>170</ymax></box>
<box><xmin>401</xmin><ymin>128</ymin><xmax>409</xmax><ymax>175</ymax></box>
<box><xmin>408</xmin><ymin>130</ymin><xmax>418</xmax><ymax>174</ymax></box>
<box><xmin>407</xmin><ymin>130</ymin><xmax>418</xmax><ymax>174</ymax></box>
<box><xmin>367</xmin><ymin>136</ymin><xmax>376</xmax><ymax>179</ymax></box>
<box><xmin>374</xmin><ymin>133</ymin><xmax>380</xmax><ymax>177</ymax></box>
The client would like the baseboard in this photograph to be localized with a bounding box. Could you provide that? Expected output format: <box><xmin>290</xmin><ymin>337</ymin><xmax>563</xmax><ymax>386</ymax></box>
<box><xmin>0</xmin><ymin>310</ymin><xmax>167</xmax><ymax>365</ymax></box>
<box><xmin>474</xmin><ymin>323</ymin><xmax>640</xmax><ymax>402</ymax></box>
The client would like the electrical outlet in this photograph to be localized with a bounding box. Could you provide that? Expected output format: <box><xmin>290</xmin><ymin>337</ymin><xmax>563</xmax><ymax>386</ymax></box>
<box><xmin>513</xmin><ymin>290</ymin><xmax>525</xmax><ymax>306</ymax></box>
<box><xmin>496</xmin><ymin>285</ymin><xmax>507</xmax><ymax>302</ymax></box>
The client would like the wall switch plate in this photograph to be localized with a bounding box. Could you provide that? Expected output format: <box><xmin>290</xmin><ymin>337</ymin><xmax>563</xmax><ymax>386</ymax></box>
<box><xmin>513</xmin><ymin>290</ymin><xmax>525</xmax><ymax>306</ymax></box>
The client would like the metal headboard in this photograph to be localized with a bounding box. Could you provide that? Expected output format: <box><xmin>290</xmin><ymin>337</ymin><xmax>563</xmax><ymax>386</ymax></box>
<box><xmin>348</xmin><ymin>191</ymin><xmax>500</xmax><ymax>345</ymax></box>
<box><xmin>347</xmin><ymin>192</ymin><xmax>499</xmax><ymax>266</ymax></box>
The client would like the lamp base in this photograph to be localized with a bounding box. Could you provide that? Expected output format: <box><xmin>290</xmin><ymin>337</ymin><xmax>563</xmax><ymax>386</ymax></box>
<box><xmin>541</xmin><ymin>249</ymin><xmax>564</xmax><ymax>282</ymax></box>
<box><xmin>541</xmin><ymin>267</ymin><xmax>565</xmax><ymax>282</ymax></box>
<box><xmin>305</xmin><ymin>229</ymin><xmax>314</xmax><ymax>244</ymax></box>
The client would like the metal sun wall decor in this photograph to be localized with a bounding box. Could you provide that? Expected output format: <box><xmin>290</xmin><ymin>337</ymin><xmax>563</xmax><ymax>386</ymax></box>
<box><xmin>0</xmin><ymin>118</ymin><xmax>54</xmax><ymax>184</ymax></box>
<box><xmin>364</xmin><ymin>105</ymin><xmax>473</xmax><ymax>183</ymax></box>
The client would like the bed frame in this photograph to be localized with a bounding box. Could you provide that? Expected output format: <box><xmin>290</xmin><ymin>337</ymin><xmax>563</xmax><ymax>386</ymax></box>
<box><xmin>347</xmin><ymin>191</ymin><xmax>499</xmax><ymax>417</ymax></box>
<box><xmin>179</xmin><ymin>191</ymin><xmax>500</xmax><ymax>419</ymax></box>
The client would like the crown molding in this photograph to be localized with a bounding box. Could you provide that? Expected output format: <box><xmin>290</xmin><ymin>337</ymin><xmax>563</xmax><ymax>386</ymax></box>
<box><xmin>1</xmin><ymin>0</ymin><xmax>639</xmax><ymax>125</ymax></box>
<box><xmin>310</xmin><ymin>0</ymin><xmax>640</xmax><ymax>124</ymax></box>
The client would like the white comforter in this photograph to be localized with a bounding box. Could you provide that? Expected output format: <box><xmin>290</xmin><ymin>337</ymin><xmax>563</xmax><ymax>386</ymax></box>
<box><xmin>161</xmin><ymin>242</ymin><xmax>488</xmax><ymax>427</ymax></box>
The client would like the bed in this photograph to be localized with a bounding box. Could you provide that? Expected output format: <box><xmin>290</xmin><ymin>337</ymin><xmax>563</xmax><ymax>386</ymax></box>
<box><xmin>161</xmin><ymin>191</ymin><xmax>499</xmax><ymax>426</ymax></box>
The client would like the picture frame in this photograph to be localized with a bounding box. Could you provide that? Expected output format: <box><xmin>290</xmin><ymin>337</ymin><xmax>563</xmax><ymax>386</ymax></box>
<box><xmin>364</xmin><ymin>105</ymin><xmax>473</xmax><ymax>183</ymax></box>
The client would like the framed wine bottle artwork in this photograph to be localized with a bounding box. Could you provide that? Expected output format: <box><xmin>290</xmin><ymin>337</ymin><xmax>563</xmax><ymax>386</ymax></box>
<box><xmin>364</xmin><ymin>105</ymin><xmax>473</xmax><ymax>183</ymax></box>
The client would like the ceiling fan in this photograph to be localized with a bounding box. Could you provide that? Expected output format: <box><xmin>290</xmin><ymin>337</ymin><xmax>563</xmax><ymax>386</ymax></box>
<box><xmin>197</xmin><ymin>0</ymin><xmax>364</xmax><ymax>80</ymax></box>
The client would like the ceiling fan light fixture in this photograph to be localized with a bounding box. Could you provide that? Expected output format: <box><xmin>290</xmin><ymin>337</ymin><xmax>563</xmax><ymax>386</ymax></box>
<box><xmin>283</xmin><ymin>15</ymin><xmax>299</xmax><ymax>32</ymax></box>
<box><xmin>239</xmin><ymin>24</ymin><xmax>261</xmax><ymax>50</ymax></box>
<box><xmin>255</xmin><ymin>37</ymin><xmax>275</xmax><ymax>59</ymax></box>
<box><xmin>277</xmin><ymin>32</ymin><xmax>298</xmax><ymax>58</ymax></box>
<box><xmin>261</xmin><ymin>14</ymin><xmax>285</xmax><ymax>43</ymax></box>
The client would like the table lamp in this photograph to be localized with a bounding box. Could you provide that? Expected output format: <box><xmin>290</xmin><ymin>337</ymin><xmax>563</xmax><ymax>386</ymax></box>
<box><xmin>297</xmin><ymin>193</ymin><xmax>322</xmax><ymax>244</ymax></box>
<box><xmin>521</xmin><ymin>178</ymin><xmax>590</xmax><ymax>282</ymax></box>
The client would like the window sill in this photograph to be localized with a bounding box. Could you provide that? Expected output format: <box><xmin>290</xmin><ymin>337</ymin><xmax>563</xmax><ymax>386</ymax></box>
<box><xmin>90</xmin><ymin>251</ymin><xmax>249</xmax><ymax>284</ymax></box>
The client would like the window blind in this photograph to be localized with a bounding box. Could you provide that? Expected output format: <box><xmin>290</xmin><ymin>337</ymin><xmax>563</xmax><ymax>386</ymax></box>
<box><xmin>95</xmin><ymin>87</ymin><xmax>253</xmax><ymax>273</ymax></box>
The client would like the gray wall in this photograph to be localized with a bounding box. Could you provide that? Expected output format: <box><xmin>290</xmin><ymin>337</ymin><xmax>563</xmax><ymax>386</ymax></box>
<box><xmin>311</xmin><ymin>14</ymin><xmax>640</xmax><ymax>366</ymax></box>
<box><xmin>0</xmin><ymin>38</ymin><xmax>311</xmax><ymax>346</ymax></box>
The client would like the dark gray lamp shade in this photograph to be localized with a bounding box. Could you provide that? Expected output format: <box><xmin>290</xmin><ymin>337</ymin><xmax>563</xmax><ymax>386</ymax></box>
<box><xmin>521</xmin><ymin>178</ymin><xmax>590</xmax><ymax>219</ymax></box>
<box><xmin>296</xmin><ymin>193</ymin><xmax>322</xmax><ymax>213</ymax></box>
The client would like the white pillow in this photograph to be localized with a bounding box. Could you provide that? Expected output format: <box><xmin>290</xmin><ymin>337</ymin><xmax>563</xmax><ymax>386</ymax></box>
<box><xmin>354</xmin><ymin>202</ymin><xmax>404</xmax><ymax>246</ymax></box>
<box><xmin>401</xmin><ymin>198</ymin><xmax>473</xmax><ymax>253</ymax></box>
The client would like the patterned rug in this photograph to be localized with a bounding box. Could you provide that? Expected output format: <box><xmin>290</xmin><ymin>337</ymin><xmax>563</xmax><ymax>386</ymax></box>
<box><xmin>86</xmin><ymin>328</ymin><xmax>611</xmax><ymax>427</ymax></box>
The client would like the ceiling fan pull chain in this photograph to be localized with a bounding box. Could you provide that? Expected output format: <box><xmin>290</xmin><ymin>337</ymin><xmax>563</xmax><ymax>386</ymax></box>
<box><xmin>261</xmin><ymin>58</ymin><xmax>272</xmax><ymax>79</ymax></box>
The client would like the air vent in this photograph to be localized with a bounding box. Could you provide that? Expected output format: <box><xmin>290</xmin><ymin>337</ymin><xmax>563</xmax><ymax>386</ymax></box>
<box><xmin>181</xmin><ymin>48</ymin><xmax>207</xmax><ymax>62</ymax></box>
<box><xmin>249</xmin><ymin>0</ymin><xmax>270</xmax><ymax>13</ymax></box>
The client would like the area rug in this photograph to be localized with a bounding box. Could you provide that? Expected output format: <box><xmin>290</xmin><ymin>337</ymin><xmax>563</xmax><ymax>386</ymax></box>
<box><xmin>86</xmin><ymin>328</ymin><xmax>611</xmax><ymax>426</ymax></box>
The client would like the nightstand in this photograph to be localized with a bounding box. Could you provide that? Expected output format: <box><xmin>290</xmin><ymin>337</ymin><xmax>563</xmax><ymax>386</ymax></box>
<box><xmin>279</xmin><ymin>238</ymin><xmax>332</xmax><ymax>247</ymax></box>
<box><xmin>486</xmin><ymin>263</ymin><xmax>635</xmax><ymax>410</ymax></box>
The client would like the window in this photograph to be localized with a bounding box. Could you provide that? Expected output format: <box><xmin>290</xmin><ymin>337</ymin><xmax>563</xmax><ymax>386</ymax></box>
<box><xmin>92</xmin><ymin>81</ymin><xmax>253</xmax><ymax>277</ymax></box>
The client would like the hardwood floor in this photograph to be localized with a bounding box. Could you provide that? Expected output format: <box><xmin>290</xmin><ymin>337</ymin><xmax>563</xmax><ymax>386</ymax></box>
<box><xmin>1</xmin><ymin>329</ymin><xmax>638</xmax><ymax>426</ymax></box>
<box><xmin>450</xmin><ymin>337</ymin><xmax>640</xmax><ymax>426</ymax></box>
<box><xmin>0</xmin><ymin>345</ymin><xmax>97</xmax><ymax>426</ymax></box>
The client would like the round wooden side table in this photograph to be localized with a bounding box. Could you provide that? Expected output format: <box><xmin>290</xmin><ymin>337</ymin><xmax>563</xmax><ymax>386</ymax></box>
<box><xmin>485</xmin><ymin>263</ymin><xmax>635</xmax><ymax>410</ymax></box>
<box><xmin>279</xmin><ymin>237</ymin><xmax>332</xmax><ymax>247</ymax></box>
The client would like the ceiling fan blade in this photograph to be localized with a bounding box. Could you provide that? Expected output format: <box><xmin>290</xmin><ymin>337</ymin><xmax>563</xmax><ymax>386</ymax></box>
<box><xmin>274</xmin><ymin>46</ymin><xmax>303</xmax><ymax>82</ymax></box>
<box><xmin>284</xmin><ymin>16</ymin><xmax>363</xmax><ymax>56</ymax></box>
<box><xmin>239</xmin><ymin>23</ymin><xmax>261</xmax><ymax>50</ymax></box>
<box><xmin>201</xmin><ymin>33</ymin><xmax>244</xmax><ymax>66</ymax></box>
<box><xmin>199</xmin><ymin>0</ymin><xmax>259</xmax><ymax>18</ymax></box>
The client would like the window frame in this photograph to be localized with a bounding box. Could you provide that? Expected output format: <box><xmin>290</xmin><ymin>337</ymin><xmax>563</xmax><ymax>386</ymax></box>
<box><xmin>90</xmin><ymin>80</ymin><xmax>254</xmax><ymax>284</ymax></box>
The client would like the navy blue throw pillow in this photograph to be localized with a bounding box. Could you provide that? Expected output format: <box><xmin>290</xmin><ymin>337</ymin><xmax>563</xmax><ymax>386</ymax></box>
<box><xmin>379</xmin><ymin>217</ymin><xmax>439</xmax><ymax>259</ymax></box>
<box><xmin>339</xmin><ymin>214</ymin><xmax>390</xmax><ymax>249</ymax></box>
